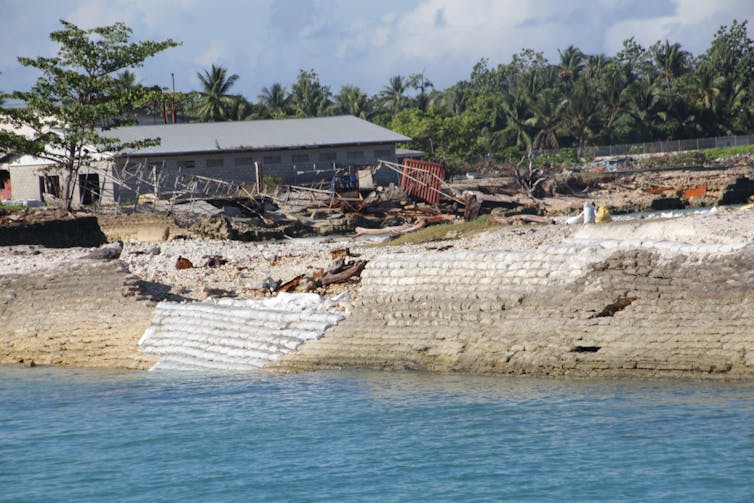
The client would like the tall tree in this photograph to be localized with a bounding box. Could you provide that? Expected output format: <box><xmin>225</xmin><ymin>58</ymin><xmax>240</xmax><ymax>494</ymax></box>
<box><xmin>331</xmin><ymin>85</ymin><xmax>369</xmax><ymax>118</ymax></box>
<box><xmin>0</xmin><ymin>20</ymin><xmax>178</xmax><ymax>210</ymax></box>
<box><xmin>290</xmin><ymin>69</ymin><xmax>331</xmax><ymax>117</ymax></box>
<box><xmin>564</xmin><ymin>79</ymin><xmax>602</xmax><ymax>155</ymax></box>
<box><xmin>650</xmin><ymin>40</ymin><xmax>691</xmax><ymax>90</ymax></box>
<box><xmin>257</xmin><ymin>82</ymin><xmax>290</xmax><ymax>118</ymax></box>
<box><xmin>408</xmin><ymin>71</ymin><xmax>434</xmax><ymax>111</ymax></box>
<box><xmin>194</xmin><ymin>64</ymin><xmax>239</xmax><ymax>122</ymax></box>
<box><xmin>378</xmin><ymin>75</ymin><xmax>410</xmax><ymax>115</ymax></box>
<box><xmin>557</xmin><ymin>45</ymin><xmax>585</xmax><ymax>82</ymax></box>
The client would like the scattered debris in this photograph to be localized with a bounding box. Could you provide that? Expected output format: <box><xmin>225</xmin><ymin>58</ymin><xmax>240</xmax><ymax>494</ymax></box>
<box><xmin>203</xmin><ymin>255</ymin><xmax>228</xmax><ymax>268</ymax></box>
<box><xmin>596</xmin><ymin>205</ymin><xmax>612</xmax><ymax>223</ymax></box>
<box><xmin>644</xmin><ymin>185</ymin><xmax>675</xmax><ymax>195</ymax></box>
<box><xmin>463</xmin><ymin>193</ymin><xmax>481</xmax><ymax>221</ymax></box>
<box><xmin>82</xmin><ymin>240</ymin><xmax>123</xmax><ymax>260</ymax></box>
<box><xmin>354</xmin><ymin>220</ymin><xmax>427</xmax><ymax>237</ymax></box>
<box><xmin>682</xmin><ymin>183</ymin><xmax>707</xmax><ymax>201</ymax></box>
<box><xmin>319</xmin><ymin>259</ymin><xmax>368</xmax><ymax>287</ymax></box>
<box><xmin>275</xmin><ymin>274</ymin><xmax>305</xmax><ymax>293</ymax></box>
<box><xmin>330</xmin><ymin>247</ymin><xmax>352</xmax><ymax>260</ymax></box>
<box><xmin>175</xmin><ymin>256</ymin><xmax>193</xmax><ymax>270</ymax></box>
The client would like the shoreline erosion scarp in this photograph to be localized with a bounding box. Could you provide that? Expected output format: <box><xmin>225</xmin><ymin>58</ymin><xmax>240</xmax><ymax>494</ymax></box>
<box><xmin>2</xmin><ymin>208</ymin><xmax>754</xmax><ymax>378</ymax></box>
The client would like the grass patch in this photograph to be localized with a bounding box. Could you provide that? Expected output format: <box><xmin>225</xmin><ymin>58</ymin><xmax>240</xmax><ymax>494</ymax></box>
<box><xmin>0</xmin><ymin>203</ymin><xmax>26</xmax><ymax>213</ymax></box>
<box><xmin>376</xmin><ymin>215</ymin><xmax>500</xmax><ymax>247</ymax></box>
<box><xmin>701</xmin><ymin>144</ymin><xmax>754</xmax><ymax>163</ymax></box>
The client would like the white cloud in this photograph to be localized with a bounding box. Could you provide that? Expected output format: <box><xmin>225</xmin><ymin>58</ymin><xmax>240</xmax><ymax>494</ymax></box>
<box><xmin>605</xmin><ymin>0</ymin><xmax>754</xmax><ymax>53</ymax></box>
<box><xmin>3</xmin><ymin>0</ymin><xmax>754</xmax><ymax>98</ymax></box>
<box><xmin>194</xmin><ymin>39</ymin><xmax>230</xmax><ymax>68</ymax></box>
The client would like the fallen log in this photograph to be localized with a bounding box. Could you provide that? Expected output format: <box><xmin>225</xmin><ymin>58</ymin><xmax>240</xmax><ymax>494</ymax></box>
<box><xmin>489</xmin><ymin>214</ymin><xmax>554</xmax><ymax>226</ymax></box>
<box><xmin>354</xmin><ymin>219</ymin><xmax>427</xmax><ymax>237</ymax></box>
<box><xmin>319</xmin><ymin>260</ymin><xmax>368</xmax><ymax>286</ymax></box>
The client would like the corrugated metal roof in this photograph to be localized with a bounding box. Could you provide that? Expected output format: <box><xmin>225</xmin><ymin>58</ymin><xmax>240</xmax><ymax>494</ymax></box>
<box><xmin>106</xmin><ymin>115</ymin><xmax>411</xmax><ymax>156</ymax></box>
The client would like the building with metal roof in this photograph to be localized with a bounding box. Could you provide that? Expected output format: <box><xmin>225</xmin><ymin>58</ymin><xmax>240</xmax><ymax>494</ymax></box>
<box><xmin>2</xmin><ymin>115</ymin><xmax>413</xmax><ymax>207</ymax></box>
<box><xmin>108</xmin><ymin>115</ymin><xmax>412</xmax><ymax>199</ymax></box>
<box><xmin>111</xmin><ymin>115</ymin><xmax>410</xmax><ymax>156</ymax></box>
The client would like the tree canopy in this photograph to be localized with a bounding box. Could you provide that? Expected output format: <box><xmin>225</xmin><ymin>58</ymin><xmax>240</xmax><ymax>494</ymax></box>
<box><xmin>0</xmin><ymin>20</ymin><xmax>179</xmax><ymax>209</ymax></box>
<box><xmin>5</xmin><ymin>18</ymin><xmax>754</xmax><ymax>179</ymax></box>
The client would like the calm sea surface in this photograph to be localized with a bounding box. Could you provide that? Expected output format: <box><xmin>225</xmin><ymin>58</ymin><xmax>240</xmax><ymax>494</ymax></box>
<box><xmin>1</xmin><ymin>366</ymin><xmax>753</xmax><ymax>502</ymax></box>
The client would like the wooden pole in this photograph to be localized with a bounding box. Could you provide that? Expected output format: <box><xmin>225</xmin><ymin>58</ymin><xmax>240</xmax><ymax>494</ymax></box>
<box><xmin>254</xmin><ymin>161</ymin><xmax>262</xmax><ymax>194</ymax></box>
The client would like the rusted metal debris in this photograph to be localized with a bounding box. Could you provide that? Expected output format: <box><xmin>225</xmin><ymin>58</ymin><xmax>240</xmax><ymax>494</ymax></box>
<box><xmin>274</xmin><ymin>274</ymin><xmax>305</xmax><ymax>293</ymax></box>
<box><xmin>399</xmin><ymin>159</ymin><xmax>446</xmax><ymax>205</ymax></box>
<box><xmin>682</xmin><ymin>183</ymin><xmax>707</xmax><ymax>200</ymax></box>
<box><xmin>175</xmin><ymin>256</ymin><xmax>193</xmax><ymax>270</ymax></box>
<box><xmin>644</xmin><ymin>185</ymin><xmax>675</xmax><ymax>195</ymax></box>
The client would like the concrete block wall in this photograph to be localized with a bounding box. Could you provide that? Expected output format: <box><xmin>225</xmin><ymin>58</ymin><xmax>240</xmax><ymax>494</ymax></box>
<box><xmin>274</xmin><ymin>240</ymin><xmax>754</xmax><ymax>378</ymax></box>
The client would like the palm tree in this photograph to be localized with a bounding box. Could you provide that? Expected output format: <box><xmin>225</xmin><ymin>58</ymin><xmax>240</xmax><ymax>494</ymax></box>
<box><xmin>557</xmin><ymin>45</ymin><xmax>585</xmax><ymax>82</ymax></box>
<box><xmin>257</xmin><ymin>82</ymin><xmax>290</xmax><ymax>118</ymax></box>
<box><xmin>584</xmin><ymin>54</ymin><xmax>607</xmax><ymax>80</ymax></box>
<box><xmin>331</xmin><ymin>85</ymin><xmax>369</xmax><ymax>118</ymax></box>
<box><xmin>114</xmin><ymin>70</ymin><xmax>137</xmax><ymax>90</ymax></box>
<box><xmin>501</xmin><ymin>94</ymin><xmax>534</xmax><ymax>155</ymax></box>
<box><xmin>564</xmin><ymin>79</ymin><xmax>602</xmax><ymax>155</ymax></box>
<box><xmin>651</xmin><ymin>40</ymin><xmax>690</xmax><ymax>90</ymax></box>
<box><xmin>194</xmin><ymin>64</ymin><xmax>239</xmax><ymax>122</ymax></box>
<box><xmin>408</xmin><ymin>71</ymin><xmax>434</xmax><ymax>111</ymax></box>
<box><xmin>379</xmin><ymin>75</ymin><xmax>410</xmax><ymax>115</ymax></box>
<box><xmin>526</xmin><ymin>88</ymin><xmax>567</xmax><ymax>151</ymax></box>
<box><xmin>598</xmin><ymin>64</ymin><xmax>632</xmax><ymax>142</ymax></box>
<box><xmin>434</xmin><ymin>82</ymin><xmax>470</xmax><ymax>115</ymax></box>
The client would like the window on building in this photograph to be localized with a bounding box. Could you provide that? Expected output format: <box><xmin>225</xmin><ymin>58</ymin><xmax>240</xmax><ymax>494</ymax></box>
<box><xmin>346</xmin><ymin>150</ymin><xmax>364</xmax><ymax>161</ymax></box>
<box><xmin>78</xmin><ymin>173</ymin><xmax>101</xmax><ymax>205</ymax></box>
<box><xmin>263</xmin><ymin>155</ymin><xmax>281</xmax><ymax>164</ymax></box>
<box><xmin>234</xmin><ymin>157</ymin><xmax>254</xmax><ymax>167</ymax></box>
<box><xmin>292</xmin><ymin>153</ymin><xmax>309</xmax><ymax>163</ymax></box>
<box><xmin>39</xmin><ymin>175</ymin><xmax>61</xmax><ymax>199</ymax></box>
<box><xmin>319</xmin><ymin>152</ymin><xmax>337</xmax><ymax>162</ymax></box>
<box><xmin>0</xmin><ymin>170</ymin><xmax>11</xmax><ymax>199</ymax></box>
<box><xmin>374</xmin><ymin>149</ymin><xmax>392</xmax><ymax>159</ymax></box>
<box><xmin>206</xmin><ymin>158</ymin><xmax>224</xmax><ymax>168</ymax></box>
<box><xmin>177</xmin><ymin>160</ymin><xmax>195</xmax><ymax>169</ymax></box>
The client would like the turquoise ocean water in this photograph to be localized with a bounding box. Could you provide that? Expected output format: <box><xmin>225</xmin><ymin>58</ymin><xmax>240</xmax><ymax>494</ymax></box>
<box><xmin>1</xmin><ymin>366</ymin><xmax>753</xmax><ymax>502</ymax></box>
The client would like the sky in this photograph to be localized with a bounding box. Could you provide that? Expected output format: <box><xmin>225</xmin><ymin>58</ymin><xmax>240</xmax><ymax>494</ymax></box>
<box><xmin>2</xmin><ymin>0</ymin><xmax>754</xmax><ymax>100</ymax></box>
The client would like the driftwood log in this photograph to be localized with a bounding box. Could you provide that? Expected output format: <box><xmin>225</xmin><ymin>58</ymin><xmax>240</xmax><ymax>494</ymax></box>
<box><xmin>488</xmin><ymin>214</ymin><xmax>553</xmax><ymax>226</ymax></box>
<box><xmin>354</xmin><ymin>220</ymin><xmax>426</xmax><ymax>237</ymax></box>
<box><xmin>354</xmin><ymin>214</ymin><xmax>454</xmax><ymax>237</ymax></box>
<box><xmin>319</xmin><ymin>260</ymin><xmax>368</xmax><ymax>287</ymax></box>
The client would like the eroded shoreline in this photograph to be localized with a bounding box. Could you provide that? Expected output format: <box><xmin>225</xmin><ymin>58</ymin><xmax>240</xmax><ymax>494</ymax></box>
<box><xmin>2</xmin><ymin>209</ymin><xmax>754</xmax><ymax>378</ymax></box>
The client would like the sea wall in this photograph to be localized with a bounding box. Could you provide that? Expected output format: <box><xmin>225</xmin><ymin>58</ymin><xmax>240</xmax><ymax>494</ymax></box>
<box><xmin>274</xmin><ymin>239</ymin><xmax>754</xmax><ymax>378</ymax></box>
<box><xmin>0</xmin><ymin>259</ymin><xmax>156</xmax><ymax>369</ymax></box>
<box><xmin>3</xmin><ymin>235</ymin><xmax>754</xmax><ymax>378</ymax></box>
<box><xmin>138</xmin><ymin>294</ymin><xmax>345</xmax><ymax>370</ymax></box>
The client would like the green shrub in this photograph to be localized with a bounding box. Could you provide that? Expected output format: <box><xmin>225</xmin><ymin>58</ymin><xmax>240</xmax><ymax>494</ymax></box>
<box><xmin>701</xmin><ymin>144</ymin><xmax>754</xmax><ymax>163</ymax></box>
<box><xmin>261</xmin><ymin>175</ymin><xmax>283</xmax><ymax>187</ymax></box>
